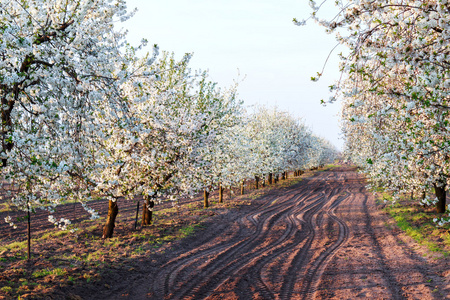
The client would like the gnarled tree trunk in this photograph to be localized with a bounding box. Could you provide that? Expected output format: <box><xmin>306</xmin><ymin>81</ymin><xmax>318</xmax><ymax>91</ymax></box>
<box><xmin>142</xmin><ymin>196</ymin><xmax>155</xmax><ymax>226</ymax></box>
<box><xmin>255</xmin><ymin>176</ymin><xmax>259</xmax><ymax>189</ymax></box>
<box><xmin>434</xmin><ymin>181</ymin><xmax>447</xmax><ymax>213</ymax></box>
<box><xmin>268</xmin><ymin>173</ymin><xmax>273</xmax><ymax>185</ymax></box>
<box><xmin>102</xmin><ymin>200</ymin><xmax>119</xmax><ymax>238</ymax></box>
<box><xmin>219</xmin><ymin>184</ymin><xmax>224</xmax><ymax>203</ymax></box>
<box><xmin>204</xmin><ymin>189</ymin><xmax>210</xmax><ymax>208</ymax></box>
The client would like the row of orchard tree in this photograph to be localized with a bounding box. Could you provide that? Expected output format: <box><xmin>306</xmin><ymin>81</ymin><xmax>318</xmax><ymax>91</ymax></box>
<box><xmin>1</xmin><ymin>0</ymin><xmax>338</xmax><ymax>250</ymax></box>
<box><xmin>300</xmin><ymin>0</ymin><xmax>450</xmax><ymax>223</ymax></box>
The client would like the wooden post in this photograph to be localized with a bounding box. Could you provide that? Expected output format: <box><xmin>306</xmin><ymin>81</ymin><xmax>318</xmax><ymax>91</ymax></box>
<box><xmin>134</xmin><ymin>200</ymin><xmax>140</xmax><ymax>230</ymax></box>
<box><xmin>27</xmin><ymin>201</ymin><xmax>31</xmax><ymax>261</ymax></box>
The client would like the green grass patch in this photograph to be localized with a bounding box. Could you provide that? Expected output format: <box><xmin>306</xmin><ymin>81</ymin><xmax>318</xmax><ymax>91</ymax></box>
<box><xmin>148</xmin><ymin>223</ymin><xmax>205</xmax><ymax>248</ymax></box>
<box><xmin>0</xmin><ymin>241</ymin><xmax>27</xmax><ymax>253</ymax></box>
<box><xmin>384</xmin><ymin>202</ymin><xmax>450</xmax><ymax>256</ymax></box>
<box><xmin>322</xmin><ymin>164</ymin><xmax>340</xmax><ymax>171</ymax></box>
<box><xmin>325</xmin><ymin>164</ymin><xmax>341</xmax><ymax>169</ymax></box>
<box><xmin>0</xmin><ymin>286</ymin><xmax>12</xmax><ymax>293</ymax></box>
<box><xmin>32</xmin><ymin>267</ymin><xmax>67</xmax><ymax>278</ymax></box>
<box><xmin>38</xmin><ymin>230</ymin><xmax>68</xmax><ymax>241</ymax></box>
<box><xmin>0</xmin><ymin>202</ymin><xmax>11</xmax><ymax>213</ymax></box>
<box><xmin>179</xmin><ymin>224</ymin><xmax>201</xmax><ymax>237</ymax></box>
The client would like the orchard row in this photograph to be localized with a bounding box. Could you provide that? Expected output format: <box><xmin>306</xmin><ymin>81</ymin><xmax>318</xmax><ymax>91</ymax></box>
<box><xmin>299</xmin><ymin>0</ymin><xmax>450</xmax><ymax>224</ymax></box>
<box><xmin>0</xmin><ymin>0</ymin><xmax>337</xmax><ymax>253</ymax></box>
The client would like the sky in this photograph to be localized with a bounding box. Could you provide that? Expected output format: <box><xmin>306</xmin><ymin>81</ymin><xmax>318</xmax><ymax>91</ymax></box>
<box><xmin>122</xmin><ymin>0</ymin><xmax>345</xmax><ymax>150</ymax></box>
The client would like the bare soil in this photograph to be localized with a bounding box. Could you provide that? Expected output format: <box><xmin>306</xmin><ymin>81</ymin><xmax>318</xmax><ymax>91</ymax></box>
<box><xmin>1</xmin><ymin>166</ymin><xmax>450</xmax><ymax>299</ymax></box>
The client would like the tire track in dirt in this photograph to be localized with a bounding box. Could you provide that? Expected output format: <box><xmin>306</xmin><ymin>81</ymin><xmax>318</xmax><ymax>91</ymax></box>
<box><xmin>157</xmin><ymin>188</ymin><xmax>319</xmax><ymax>299</ymax></box>
<box><xmin>298</xmin><ymin>191</ymin><xmax>351</xmax><ymax>300</ymax></box>
<box><xmin>205</xmin><ymin>193</ymin><xmax>325</xmax><ymax>300</ymax></box>
<box><xmin>278</xmin><ymin>172</ymin><xmax>349</xmax><ymax>300</ymax></box>
<box><xmin>59</xmin><ymin>167</ymin><xmax>450</xmax><ymax>300</ymax></box>
<box><xmin>142</xmin><ymin>169</ymin><xmax>355</xmax><ymax>300</ymax></box>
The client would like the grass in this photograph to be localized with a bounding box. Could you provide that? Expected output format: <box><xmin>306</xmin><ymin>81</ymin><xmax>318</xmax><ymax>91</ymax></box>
<box><xmin>380</xmin><ymin>194</ymin><xmax>450</xmax><ymax>256</ymax></box>
<box><xmin>0</xmin><ymin>240</ymin><xmax>27</xmax><ymax>252</ymax></box>
<box><xmin>38</xmin><ymin>230</ymin><xmax>69</xmax><ymax>240</ymax></box>
<box><xmin>0</xmin><ymin>229</ymin><xmax>70</xmax><ymax>258</ymax></box>
<box><xmin>0</xmin><ymin>202</ymin><xmax>11</xmax><ymax>213</ymax></box>
<box><xmin>32</xmin><ymin>267</ymin><xmax>67</xmax><ymax>278</ymax></box>
<box><xmin>279</xmin><ymin>177</ymin><xmax>303</xmax><ymax>188</ymax></box>
<box><xmin>0</xmin><ymin>286</ymin><xmax>12</xmax><ymax>293</ymax></box>
<box><xmin>179</xmin><ymin>223</ymin><xmax>204</xmax><ymax>238</ymax></box>
<box><xmin>323</xmin><ymin>164</ymin><xmax>341</xmax><ymax>170</ymax></box>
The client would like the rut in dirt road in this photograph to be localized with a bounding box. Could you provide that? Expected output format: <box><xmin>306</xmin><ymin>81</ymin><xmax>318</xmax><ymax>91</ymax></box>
<box><xmin>117</xmin><ymin>167</ymin><xmax>448</xmax><ymax>300</ymax></box>
<box><xmin>105</xmin><ymin>167</ymin><xmax>450</xmax><ymax>300</ymax></box>
<box><xmin>142</xmin><ymin>168</ymin><xmax>354</xmax><ymax>300</ymax></box>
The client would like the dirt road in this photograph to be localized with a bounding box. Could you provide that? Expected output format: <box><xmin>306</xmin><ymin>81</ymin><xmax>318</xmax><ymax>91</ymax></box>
<box><xmin>101</xmin><ymin>167</ymin><xmax>450</xmax><ymax>299</ymax></box>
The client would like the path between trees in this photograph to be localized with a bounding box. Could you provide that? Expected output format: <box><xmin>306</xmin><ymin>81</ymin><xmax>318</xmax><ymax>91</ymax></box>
<box><xmin>92</xmin><ymin>167</ymin><xmax>450</xmax><ymax>299</ymax></box>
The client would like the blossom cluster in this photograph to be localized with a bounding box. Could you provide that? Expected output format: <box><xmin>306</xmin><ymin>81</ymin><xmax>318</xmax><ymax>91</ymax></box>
<box><xmin>303</xmin><ymin>0</ymin><xmax>450</xmax><ymax>224</ymax></box>
<box><xmin>0</xmin><ymin>0</ymin><xmax>338</xmax><ymax>232</ymax></box>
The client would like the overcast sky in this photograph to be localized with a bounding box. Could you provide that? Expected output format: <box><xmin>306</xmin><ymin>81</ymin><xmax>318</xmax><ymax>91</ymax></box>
<box><xmin>122</xmin><ymin>0</ymin><xmax>344</xmax><ymax>150</ymax></box>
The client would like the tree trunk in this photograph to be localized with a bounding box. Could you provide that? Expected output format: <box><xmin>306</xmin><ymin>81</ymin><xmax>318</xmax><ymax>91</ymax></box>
<box><xmin>142</xmin><ymin>197</ymin><xmax>154</xmax><ymax>226</ymax></box>
<box><xmin>268</xmin><ymin>173</ymin><xmax>273</xmax><ymax>185</ymax></box>
<box><xmin>434</xmin><ymin>182</ymin><xmax>447</xmax><ymax>213</ymax></box>
<box><xmin>219</xmin><ymin>184</ymin><xmax>224</xmax><ymax>203</ymax></box>
<box><xmin>281</xmin><ymin>172</ymin><xmax>285</xmax><ymax>180</ymax></box>
<box><xmin>255</xmin><ymin>176</ymin><xmax>259</xmax><ymax>189</ymax></box>
<box><xmin>1</xmin><ymin>100</ymin><xmax>14</xmax><ymax>168</ymax></box>
<box><xmin>274</xmin><ymin>174</ymin><xmax>279</xmax><ymax>184</ymax></box>
<box><xmin>241</xmin><ymin>180</ymin><xmax>245</xmax><ymax>195</ymax></box>
<box><xmin>285</xmin><ymin>172</ymin><xmax>288</xmax><ymax>179</ymax></box>
<box><xmin>204</xmin><ymin>189</ymin><xmax>210</xmax><ymax>208</ymax></box>
<box><xmin>102</xmin><ymin>200</ymin><xmax>119</xmax><ymax>238</ymax></box>
<box><xmin>27</xmin><ymin>202</ymin><xmax>31</xmax><ymax>261</ymax></box>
